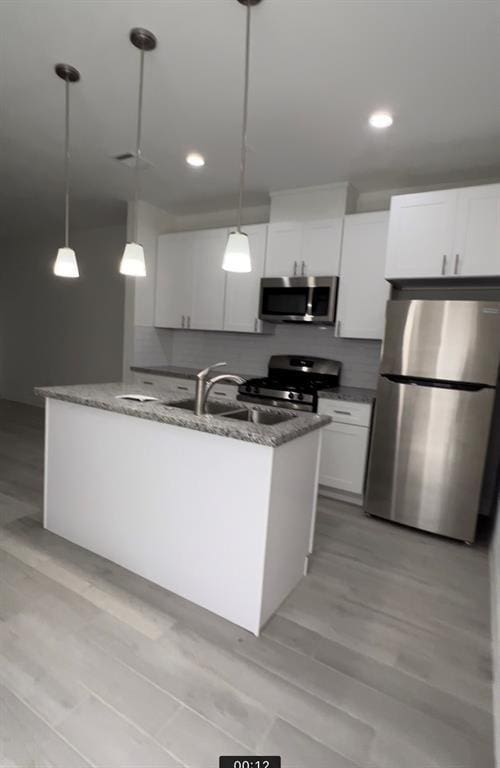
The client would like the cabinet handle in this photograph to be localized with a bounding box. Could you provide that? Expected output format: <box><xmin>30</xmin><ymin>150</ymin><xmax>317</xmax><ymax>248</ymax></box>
<box><xmin>337</xmin><ymin>320</ymin><xmax>342</xmax><ymax>337</ymax></box>
<box><xmin>441</xmin><ymin>255</ymin><xmax>447</xmax><ymax>275</ymax></box>
<box><xmin>143</xmin><ymin>380</ymin><xmax>154</xmax><ymax>386</ymax></box>
<box><xmin>293</xmin><ymin>261</ymin><xmax>297</xmax><ymax>276</ymax></box>
<box><xmin>177</xmin><ymin>385</ymin><xmax>189</xmax><ymax>391</ymax></box>
<box><xmin>301</xmin><ymin>260</ymin><xmax>306</xmax><ymax>276</ymax></box>
<box><xmin>181</xmin><ymin>315</ymin><xmax>185</xmax><ymax>328</ymax></box>
<box><xmin>454</xmin><ymin>254</ymin><xmax>460</xmax><ymax>275</ymax></box>
<box><xmin>254</xmin><ymin>318</ymin><xmax>258</xmax><ymax>332</ymax></box>
<box><xmin>187</xmin><ymin>315</ymin><xmax>191</xmax><ymax>329</ymax></box>
<box><xmin>214</xmin><ymin>391</ymin><xmax>227</xmax><ymax>397</ymax></box>
<box><xmin>334</xmin><ymin>409</ymin><xmax>352</xmax><ymax>416</ymax></box>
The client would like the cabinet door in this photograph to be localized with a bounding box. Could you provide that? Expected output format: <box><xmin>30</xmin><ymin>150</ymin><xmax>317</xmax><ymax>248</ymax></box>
<box><xmin>385</xmin><ymin>190</ymin><xmax>457</xmax><ymax>278</ymax></box>
<box><xmin>224</xmin><ymin>224</ymin><xmax>268</xmax><ymax>333</ymax></box>
<box><xmin>190</xmin><ymin>228</ymin><xmax>228</xmax><ymax>331</ymax></box>
<box><xmin>265</xmin><ymin>223</ymin><xmax>303</xmax><ymax>277</ymax></box>
<box><xmin>301</xmin><ymin>218</ymin><xmax>343</xmax><ymax>276</ymax></box>
<box><xmin>319</xmin><ymin>423</ymin><xmax>369</xmax><ymax>494</ymax></box>
<box><xmin>337</xmin><ymin>212</ymin><xmax>390</xmax><ymax>339</ymax></box>
<box><xmin>155</xmin><ymin>232</ymin><xmax>193</xmax><ymax>329</ymax></box>
<box><xmin>453</xmin><ymin>184</ymin><xmax>500</xmax><ymax>276</ymax></box>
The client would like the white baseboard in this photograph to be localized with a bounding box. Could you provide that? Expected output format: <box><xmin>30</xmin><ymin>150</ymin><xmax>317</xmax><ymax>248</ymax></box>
<box><xmin>318</xmin><ymin>485</ymin><xmax>364</xmax><ymax>507</ymax></box>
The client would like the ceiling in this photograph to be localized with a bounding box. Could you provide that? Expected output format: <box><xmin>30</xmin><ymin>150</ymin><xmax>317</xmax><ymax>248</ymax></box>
<box><xmin>1</xmin><ymin>0</ymin><xmax>500</xmax><ymax>237</ymax></box>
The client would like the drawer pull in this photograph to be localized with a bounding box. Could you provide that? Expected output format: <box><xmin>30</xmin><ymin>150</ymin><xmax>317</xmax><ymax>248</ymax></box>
<box><xmin>143</xmin><ymin>380</ymin><xmax>154</xmax><ymax>385</ymax></box>
<box><xmin>334</xmin><ymin>409</ymin><xmax>352</xmax><ymax>415</ymax></box>
<box><xmin>177</xmin><ymin>385</ymin><xmax>189</xmax><ymax>391</ymax></box>
<box><xmin>214</xmin><ymin>391</ymin><xmax>227</xmax><ymax>396</ymax></box>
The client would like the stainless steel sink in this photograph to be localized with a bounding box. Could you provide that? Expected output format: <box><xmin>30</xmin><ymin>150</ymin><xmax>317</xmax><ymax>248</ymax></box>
<box><xmin>164</xmin><ymin>398</ymin><xmax>241</xmax><ymax>416</ymax></box>
<box><xmin>221</xmin><ymin>408</ymin><xmax>296</xmax><ymax>425</ymax></box>
<box><xmin>165</xmin><ymin>398</ymin><xmax>295</xmax><ymax>425</ymax></box>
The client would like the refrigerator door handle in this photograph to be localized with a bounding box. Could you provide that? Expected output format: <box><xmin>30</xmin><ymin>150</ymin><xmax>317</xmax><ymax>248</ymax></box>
<box><xmin>383</xmin><ymin>374</ymin><xmax>490</xmax><ymax>392</ymax></box>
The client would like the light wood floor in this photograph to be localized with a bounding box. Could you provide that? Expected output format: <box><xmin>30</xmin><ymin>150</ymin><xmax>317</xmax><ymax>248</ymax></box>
<box><xmin>0</xmin><ymin>399</ymin><xmax>494</xmax><ymax>767</ymax></box>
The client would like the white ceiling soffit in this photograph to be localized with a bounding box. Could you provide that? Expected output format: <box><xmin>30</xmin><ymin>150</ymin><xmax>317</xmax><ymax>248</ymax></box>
<box><xmin>1</xmin><ymin>0</ymin><xmax>500</xmax><ymax>236</ymax></box>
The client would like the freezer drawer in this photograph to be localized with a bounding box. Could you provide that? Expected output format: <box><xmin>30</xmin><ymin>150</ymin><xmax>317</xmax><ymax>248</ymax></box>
<box><xmin>381</xmin><ymin>300</ymin><xmax>500</xmax><ymax>386</ymax></box>
<box><xmin>365</xmin><ymin>376</ymin><xmax>495</xmax><ymax>541</ymax></box>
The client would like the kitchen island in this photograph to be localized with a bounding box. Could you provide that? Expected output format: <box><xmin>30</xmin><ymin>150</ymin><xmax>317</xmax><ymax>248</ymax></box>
<box><xmin>36</xmin><ymin>382</ymin><xmax>329</xmax><ymax>635</ymax></box>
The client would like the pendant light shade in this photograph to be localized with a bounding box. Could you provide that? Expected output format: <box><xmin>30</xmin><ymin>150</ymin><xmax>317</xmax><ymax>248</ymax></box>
<box><xmin>119</xmin><ymin>242</ymin><xmax>146</xmax><ymax>277</ymax></box>
<box><xmin>222</xmin><ymin>232</ymin><xmax>251</xmax><ymax>273</ymax></box>
<box><xmin>223</xmin><ymin>0</ymin><xmax>262</xmax><ymax>273</ymax></box>
<box><xmin>54</xmin><ymin>247</ymin><xmax>79</xmax><ymax>278</ymax></box>
<box><xmin>54</xmin><ymin>63</ymin><xmax>80</xmax><ymax>278</ymax></box>
<box><xmin>120</xmin><ymin>27</ymin><xmax>157</xmax><ymax>277</ymax></box>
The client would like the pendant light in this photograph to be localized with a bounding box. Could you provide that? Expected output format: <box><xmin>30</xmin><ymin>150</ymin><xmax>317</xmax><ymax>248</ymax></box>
<box><xmin>120</xmin><ymin>28</ymin><xmax>157</xmax><ymax>277</ymax></box>
<box><xmin>53</xmin><ymin>64</ymin><xmax>80</xmax><ymax>278</ymax></box>
<box><xmin>222</xmin><ymin>0</ymin><xmax>262</xmax><ymax>273</ymax></box>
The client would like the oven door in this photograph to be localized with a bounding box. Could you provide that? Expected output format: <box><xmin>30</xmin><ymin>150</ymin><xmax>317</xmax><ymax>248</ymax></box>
<box><xmin>259</xmin><ymin>276</ymin><xmax>337</xmax><ymax>324</ymax></box>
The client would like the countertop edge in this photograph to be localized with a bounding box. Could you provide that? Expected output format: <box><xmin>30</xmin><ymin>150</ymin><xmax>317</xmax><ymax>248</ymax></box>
<box><xmin>35</xmin><ymin>385</ymin><xmax>331</xmax><ymax>448</ymax></box>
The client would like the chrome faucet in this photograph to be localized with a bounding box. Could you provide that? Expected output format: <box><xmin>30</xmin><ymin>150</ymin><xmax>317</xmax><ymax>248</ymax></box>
<box><xmin>194</xmin><ymin>362</ymin><xmax>245</xmax><ymax>415</ymax></box>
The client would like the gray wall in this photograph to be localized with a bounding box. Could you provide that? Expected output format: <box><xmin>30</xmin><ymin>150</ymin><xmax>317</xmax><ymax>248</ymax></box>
<box><xmin>0</xmin><ymin>224</ymin><xmax>126</xmax><ymax>405</ymax></box>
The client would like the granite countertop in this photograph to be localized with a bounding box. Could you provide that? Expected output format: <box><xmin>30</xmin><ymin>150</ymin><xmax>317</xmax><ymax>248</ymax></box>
<box><xmin>131</xmin><ymin>365</ymin><xmax>259</xmax><ymax>381</ymax></box>
<box><xmin>35</xmin><ymin>382</ymin><xmax>330</xmax><ymax>448</ymax></box>
<box><xmin>317</xmin><ymin>385</ymin><xmax>376</xmax><ymax>404</ymax></box>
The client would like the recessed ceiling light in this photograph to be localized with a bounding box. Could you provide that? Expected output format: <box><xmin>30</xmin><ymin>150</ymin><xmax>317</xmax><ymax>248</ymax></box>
<box><xmin>369</xmin><ymin>111</ymin><xmax>393</xmax><ymax>129</ymax></box>
<box><xmin>186</xmin><ymin>152</ymin><xmax>205</xmax><ymax>168</ymax></box>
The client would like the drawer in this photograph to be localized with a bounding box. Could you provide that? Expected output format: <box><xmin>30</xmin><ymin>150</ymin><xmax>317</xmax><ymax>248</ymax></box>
<box><xmin>162</xmin><ymin>376</ymin><xmax>195</xmax><ymax>396</ymax></box>
<box><xmin>132</xmin><ymin>372</ymin><xmax>171</xmax><ymax>389</ymax></box>
<box><xmin>131</xmin><ymin>373</ymin><xmax>195</xmax><ymax>396</ymax></box>
<box><xmin>209</xmin><ymin>383</ymin><xmax>240</xmax><ymax>401</ymax></box>
<box><xmin>317</xmin><ymin>398</ymin><xmax>372</xmax><ymax>427</ymax></box>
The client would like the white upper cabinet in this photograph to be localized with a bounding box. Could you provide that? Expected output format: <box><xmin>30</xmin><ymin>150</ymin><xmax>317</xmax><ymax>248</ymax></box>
<box><xmin>190</xmin><ymin>228</ymin><xmax>228</xmax><ymax>331</ymax></box>
<box><xmin>385</xmin><ymin>190</ymin><xmax>457</xmax><ymax>279</ymax></box>
<box><xmin>155</xmin><ymin>231</ymin><xmax>194</xmax><ymax>329</ymax></box>
<box><xmin>301</xmin><ymin>219</ymin><xmax>343</xmax><ymax>276</ymax></box>
<box><xmin>265</xmin><ymin>219</ymin><xmax>343</xmax><ymax>277</ymax></box>
<box><xmin>386</xmin><ymin>183</ymin><xmax>500</xmax><ymax>279</ymax></box>
<box><xmin>155</xmin><ymin>226</ymin><xmax>269</xmax><ymax>334</ymax></box>
<box><xmin>223</xmin><ymin>224</ymin><xmax>268</xmax><ymax>333</ymax></box>
<box><xmin>337</xmin><ymin>212</ymin><xmax>389</xmax><ymax>340</ymax></box>
<box><xmin>452</xmin><ymin>184</ymin><xmax>500</xmax><ymax>276</ymax></box>
<box><xmin>265</xmin><ymin>223</ymin><xmax>303</xmax><ymax>277</ymax></box>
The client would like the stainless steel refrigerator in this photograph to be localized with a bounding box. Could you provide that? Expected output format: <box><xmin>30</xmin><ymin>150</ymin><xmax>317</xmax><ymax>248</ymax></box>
<box><xmin>365</xmin><ymin>299</ymin><xmax>500</xmax><ymax>543</ymax></box>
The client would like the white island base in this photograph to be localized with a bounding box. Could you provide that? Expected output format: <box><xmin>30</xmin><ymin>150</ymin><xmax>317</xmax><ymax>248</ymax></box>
<box><xmin>44</xmin><ymin>399</ymin><xmax>322</xmax><ymax>635</ymax></box>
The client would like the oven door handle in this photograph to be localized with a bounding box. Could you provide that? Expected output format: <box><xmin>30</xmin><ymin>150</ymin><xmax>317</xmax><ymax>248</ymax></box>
<box><xmin>306</xmin><ymin>286</ymin><xmax>314</xmax><ymax>318</ymax></box>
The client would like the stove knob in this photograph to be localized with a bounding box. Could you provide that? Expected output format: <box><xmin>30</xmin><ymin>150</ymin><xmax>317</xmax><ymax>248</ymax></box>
<box><xmin>298</xmin><ymin>393</ymin><xmax>304</xmax><ymax>401</ymax></box>
<box><xmin>245</xmin><ymin>384</ymin><xmax>252</xmax><ymax>393</ymax></box>
<box><xmin>288</xmin><ymin>392</ymin><xmax>295</xmax><ymax>400</ymax></box>
<box><xmin>253</xmin><ymin>386</ymin><xmax>260</xmax><ymax>394</ymax></box>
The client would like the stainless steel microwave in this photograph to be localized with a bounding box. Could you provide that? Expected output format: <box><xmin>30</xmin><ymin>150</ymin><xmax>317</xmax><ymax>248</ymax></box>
<box><xmin>259</xmin><ymin>276</ymin><xmax>338</xmax><ymax>324</ymax></box>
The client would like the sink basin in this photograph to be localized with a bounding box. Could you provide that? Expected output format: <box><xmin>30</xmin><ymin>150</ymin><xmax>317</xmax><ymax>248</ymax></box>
<box><xmin>221</xmin><ymin>408</ymin><xmax>296</xmax><ymax>425</ymax></box>
<box><xmin>165</xmin><ymin>399</ymin><xmax>295</xmax><ymax>425</ymax></box>
<box><xmin>164</xmin><ymin>398</ymin><xmax>241</xmax><ymax>416</ymax></box>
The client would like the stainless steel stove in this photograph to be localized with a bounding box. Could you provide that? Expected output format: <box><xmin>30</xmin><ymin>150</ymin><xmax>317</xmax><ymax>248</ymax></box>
<box><xmin>238</xmin><ymin>355</ymin><xmax>341</xmax><ymax>412</ymax></box>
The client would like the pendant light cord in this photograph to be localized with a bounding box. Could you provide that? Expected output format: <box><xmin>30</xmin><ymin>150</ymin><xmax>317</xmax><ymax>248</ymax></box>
<box><xmin>237</xmin><ymin>0</ymin><xmax>251</xmax><ymax>232</ymax></box>
<box><xmin>64</xmin><ymin>77</ymin><xmax>70</xmax><ymax>248</ymax></box>
<box><xmin>134</xmin><ymin>49</ymin><xmax>145</xmax><ymax>243</ymax></box>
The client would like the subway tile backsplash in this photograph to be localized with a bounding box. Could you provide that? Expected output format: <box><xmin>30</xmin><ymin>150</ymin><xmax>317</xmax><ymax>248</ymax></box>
<box><xmin>133</xmin><ymin>324</ymin><xmax>381</xmax><ymax>389</ymax></box>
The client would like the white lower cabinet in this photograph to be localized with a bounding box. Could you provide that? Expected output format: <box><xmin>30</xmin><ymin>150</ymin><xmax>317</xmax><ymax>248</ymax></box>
<box><xmin>131</xmin><ymin>374</ymin><xmax>241</xmax><ymax>400</ymax></box>
<box><xmin>132</xmin><ymin>373</ymin><xmax>194</xmax><ymax>397</ymax></box>
<box><xmin>317</xmin><ymin>399</ymin><xmax>372</xmax><ymax>500</ymax></box>
<box><xmin>319</xmin><ymin>423</ymin><xmax>369</xmax><ymax>494</ymax></box>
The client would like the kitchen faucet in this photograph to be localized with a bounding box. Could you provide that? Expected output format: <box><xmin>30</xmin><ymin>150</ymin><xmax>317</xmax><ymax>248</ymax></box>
<box><xmin>194</xmin><ymin>362</ymin><xmax>245</xmax><ymax>416</ymax></box>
